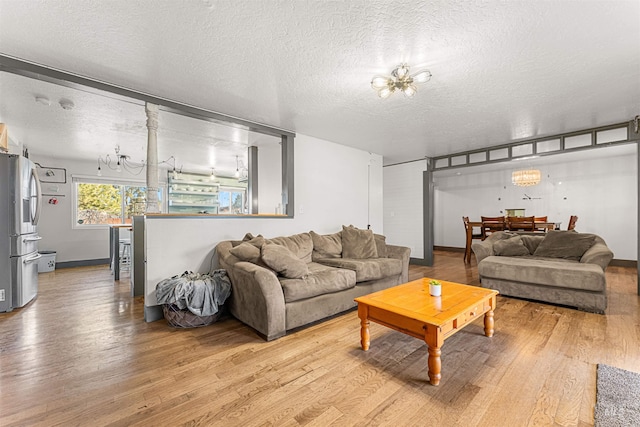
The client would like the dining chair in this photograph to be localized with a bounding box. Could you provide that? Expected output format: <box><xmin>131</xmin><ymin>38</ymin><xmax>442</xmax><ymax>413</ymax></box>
<box><xmin>481</xmin><ymin>216</ymin><xmax>506</xmax><ymax>239</ymax></box>
<box><xmin>534</xmin><ymin>216</ymin><xmax>548</xmax><ymax>232</ymax></box>
<box><xmin>463</xmin><ymin>216</ymin><xmax>484</xmax><ymax>263</ymax></box>
<box><xmin>506</xmin><ymin>216</ymin><xmax>535</xmax><ymax>231</ymax></box>
<box><xmin>568</xmin><ymin>215</ymin><xmax>578</xmax><ymax>230</ymax></box>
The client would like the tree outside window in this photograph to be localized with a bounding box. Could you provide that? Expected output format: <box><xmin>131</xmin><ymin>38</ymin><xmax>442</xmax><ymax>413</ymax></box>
<box><xmin>76</xmin><ymin>182</ymin><xmax>163</xmax><ymax>226</ymax></box>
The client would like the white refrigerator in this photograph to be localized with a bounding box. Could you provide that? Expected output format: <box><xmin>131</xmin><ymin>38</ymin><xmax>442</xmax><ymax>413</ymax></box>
<box><xmin>0</xmin><ymin>154</ymin><xmax>42</xmax><ymax>312</ymax></box>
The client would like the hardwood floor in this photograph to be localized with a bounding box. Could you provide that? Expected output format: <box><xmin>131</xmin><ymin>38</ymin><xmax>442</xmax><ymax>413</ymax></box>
<box><xmin>0</xmin><ymin>250</ymin><xmax>638</xmax><ymax>426</ymax></box>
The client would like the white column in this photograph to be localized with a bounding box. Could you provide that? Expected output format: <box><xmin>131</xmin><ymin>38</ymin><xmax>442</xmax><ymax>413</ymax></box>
<box><xmin>145</xmin><ymin>102</ymin><xmax>160</xmax><ymax>213</ymax></box>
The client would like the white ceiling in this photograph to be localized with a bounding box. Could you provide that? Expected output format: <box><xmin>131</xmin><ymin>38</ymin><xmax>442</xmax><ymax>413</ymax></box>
<box><xmin>0</xmin><ymin>0</ymin><xmax>639</xmax><ymax>171</ymax></box>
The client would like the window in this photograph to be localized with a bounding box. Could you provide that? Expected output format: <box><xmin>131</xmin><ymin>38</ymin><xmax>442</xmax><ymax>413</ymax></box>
<box><xmin>73</xmin><ymin>177</ymin><xmax>164</xmax><ymax>227</ymax></box>
<box><xmin>218</xmin><ymin>187</ymin><xmax>246</xmax><ymax>215</ymax></box>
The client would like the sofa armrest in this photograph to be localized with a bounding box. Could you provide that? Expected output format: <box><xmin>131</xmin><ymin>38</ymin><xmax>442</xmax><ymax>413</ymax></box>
<box><xmin>580</xmin><ymin>243</ymin><xmax>614</xmax><ymax>271</ymax></box>
<box><xmin>225</xmin><ymin>260</ymin><xmax>287</xmax><ymax>341</ymax></box>
<box><xmin>472</xmin><ymin>239</ymin><xmax>494</xmax><ymax>264</ymax></box>
<box><xmin>386</xmin><ymin>244</ymin><xmax>411</xmax><ymax>283</ymax></box>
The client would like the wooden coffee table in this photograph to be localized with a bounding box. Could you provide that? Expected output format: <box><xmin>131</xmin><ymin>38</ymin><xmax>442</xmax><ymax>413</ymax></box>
<box><xmin>355</xmin><ymin>278</ymin><xmax>498</xmax><ymax>385</ymax></box>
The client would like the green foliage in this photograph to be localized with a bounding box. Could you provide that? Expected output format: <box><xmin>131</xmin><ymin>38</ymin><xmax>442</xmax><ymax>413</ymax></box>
<box><xmin>77</xmin><ymin>183</ymin><xmax>122</xmax><ymax>224</ymax></box>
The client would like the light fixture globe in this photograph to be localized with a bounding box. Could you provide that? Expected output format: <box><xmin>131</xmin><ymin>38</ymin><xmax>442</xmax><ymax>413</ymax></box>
<box><xmin>372</xmin><ymin>63</ymin><xmax>431</xmax><ymax>99</ymax></box>
<box><xmin>371</xmin><ymin>76</ymin><xmax>391</xmax><ymax>90</ymax></box>
<box><xmin>391</xmin><ymin>63</ymin><xmax>410</xmax><ymax>79</ymax></box>
<box><xmin>411</xmin><ymin>69</ymin><xmax>432</xmax><ymax>84</ymax></box>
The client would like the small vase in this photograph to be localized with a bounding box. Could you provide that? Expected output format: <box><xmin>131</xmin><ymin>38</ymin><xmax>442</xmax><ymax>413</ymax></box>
<box><xmin>429</xmin><ymin>284</ymin><xmax>441</xmax><ymax>297</ymax></box>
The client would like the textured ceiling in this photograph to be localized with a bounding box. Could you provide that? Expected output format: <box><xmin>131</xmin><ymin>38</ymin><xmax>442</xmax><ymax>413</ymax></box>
<box><xmin>0</xmin><ymin>0</ymin><xmax>638</xmax><ymax>170</ymax></box>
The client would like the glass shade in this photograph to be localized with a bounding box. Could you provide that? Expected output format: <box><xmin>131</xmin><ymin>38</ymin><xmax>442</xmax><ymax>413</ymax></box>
<box><xmin>392</xmin><ymin>64</ymin><xmax>409</xmax><ymax>79</ymax></box>
<box><xmin>371</xmin><ymin>76</ymin><xmax>391</xmax><ymax>89</ymax></box>
<box><xmin>412</xmin><ymin>70</ymin><xmax>432</xmax><ymax>84</ymax></box>
<box><xmin>402</xmin><ymin>84</ymin><xmax>417</xmax><ymax>97</ymax></box>
<box><xmin>377</xmin><ymin>86</ymin><xmax>394</xmax><ymax>99</ymax></box>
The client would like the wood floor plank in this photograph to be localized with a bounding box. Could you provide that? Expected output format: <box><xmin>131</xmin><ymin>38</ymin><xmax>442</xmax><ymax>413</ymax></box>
<box><xmin>0</xmin><ymin>253</ymin><xmax>638</xmax><ymax>426</ymax></box>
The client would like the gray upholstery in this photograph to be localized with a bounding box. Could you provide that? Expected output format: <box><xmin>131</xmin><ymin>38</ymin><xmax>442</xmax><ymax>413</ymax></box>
<box><xmin>216</xmin><ymin>231</ymin><xmax>411</xmax><ymax>340</ymax></box>
<box><xmin>472</xmin><ymin>231</ymin><xmax>613</xmax><ymax>313</ymax></box>
<box><xmin>314</xmin><ymin>257</ymin><xmax>403</xmax><ymax>282</ymax></box>
<box><xmin>279</xmin><ymin>263</ymin><xmax>356</xmax><ymax>303</ymax></box>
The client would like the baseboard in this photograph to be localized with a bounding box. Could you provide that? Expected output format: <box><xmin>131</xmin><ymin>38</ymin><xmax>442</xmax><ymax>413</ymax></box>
<box><xmin>144</xmin><ymin>305</ymin><xmax>164</xmax><ymax>323</ymax></box>
<box><xmin>55</xmin><ymin>258</ymin><xmax>110</xmax><ymax>269</ymax></box>
<box><xmin>409</xmin><ymin>257</ymin><xmax>432</xmax><ymax>266</ymax></box>
<box><xmin>610</xmin><ymin>259</ymin><xmax>637</xmax><ymax>268</ymax></box>
<box><xmin>434</xmin><ymin>246</ymin><xmax>464</xmax><ymax>253</ymax></box>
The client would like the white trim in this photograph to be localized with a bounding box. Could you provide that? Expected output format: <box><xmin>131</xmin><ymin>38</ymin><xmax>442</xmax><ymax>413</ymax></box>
<box><xmin>71</xmin><ymin>174</ymin><xmax>149</xmax><ymax>186</ymax></box>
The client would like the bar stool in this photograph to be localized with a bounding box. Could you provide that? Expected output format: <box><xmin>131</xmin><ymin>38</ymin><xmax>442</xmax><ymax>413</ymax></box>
<box><xmin>119</xmin><ymin>239</ymin><xmax>132</xmax><ymax>272</ymax></box>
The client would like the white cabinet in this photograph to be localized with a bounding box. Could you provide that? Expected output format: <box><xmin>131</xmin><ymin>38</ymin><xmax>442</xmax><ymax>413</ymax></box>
<box><xmin>168</xmin><ymin>171</ymin><xmax>219</xmax><ymax>214</ymax></box>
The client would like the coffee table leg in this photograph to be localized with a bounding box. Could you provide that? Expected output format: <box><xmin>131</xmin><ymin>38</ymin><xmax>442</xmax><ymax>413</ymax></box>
<box><xmin>427</xmin><ymin>346</ymin><xmax>442</xmax><ymax>386</ymax></box>
<box><xmin>484</xmin><ymin>310</ymin><xmax>494</xmax><ymax>337</ymax></box>
<box><xmin>357</xmin><ymin>304</ymin><xmax>370</xmax><ymax>351</ymax></box>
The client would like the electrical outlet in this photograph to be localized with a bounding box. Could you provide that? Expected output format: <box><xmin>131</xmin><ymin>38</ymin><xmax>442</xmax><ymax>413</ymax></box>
<box><xmin>0</xmin><ymin>289</ymin><xmax>4</xmax><ymax>301</ymax></box>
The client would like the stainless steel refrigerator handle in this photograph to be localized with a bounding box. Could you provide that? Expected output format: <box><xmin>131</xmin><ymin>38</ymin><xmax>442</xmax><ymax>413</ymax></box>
<box><xmin>24</xmin><ymin>236</ymin><xmax>43</xmax><ymax>242</ymax></box>
<box><xmin>31</xmin><ymin>167</ymin><xmax>42</xmax><ymax>225</ymax></box>
<box><xmin>24</xmin><ymin>253</ymin><xmax>42</xmax><ymax>263</ymax></box>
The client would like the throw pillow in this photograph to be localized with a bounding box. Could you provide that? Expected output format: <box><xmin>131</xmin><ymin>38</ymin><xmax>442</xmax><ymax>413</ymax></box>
<box><xmin>244</xmin><ymin>235</ymin><xmax>265</xmax><ymax>248</ymax></box>
<box><xmin>493</xmin><ymin>235</ymin><xmax>530</xmax><ymax>257</ymax></box>
<box><xmin>229</xmin><ymin>242</ymin><xmax>262</xmax><ymax>264</ymax></box>
<box><xmin>533</xmin><ymin>230</ymin><xmax>596</xmax><ymax>260</ymax></box>
<box><xmin>261</xmin><ymin>243</ymin><xmax>309</xmax><ymax>279</ymax></box>
<box><xmin>374</xmin><ymin>234</ymin><xmax>388</xmax><ymax>258</ymax></box>
<box><xmin>341</xmin><ymin>225</ymin><xmax>378</xmax><ymax>259</ymax></box>
<box><xmin>310</xmin><ymin>230</ymin><xmax>342</xmax><ymax>258</ymax></box>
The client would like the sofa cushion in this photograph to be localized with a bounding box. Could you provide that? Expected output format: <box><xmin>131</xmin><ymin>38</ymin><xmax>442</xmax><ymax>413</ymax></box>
<box><xmin>520</xmin><ymin>235</ymin><xmax>544</xmax><ymax>254</ymax></box>
<box><xmin>374</xmin><ymin>234</ymin><xmax>388</xmax><ymax>258</ymax></box>
<box><xmin>342</xmin><ymin>225</ymin><xmax>378</xmax><ymax>259</ymax></box>
<box><xmin>310</xmin><ymin>231</ymin><xmax>342</xmax><ymax>259</ymax></box>
<box><xmin>493</xmin><ymin>235</ymin><xmax>530</xmax><ymax>256</ymax></box>
<box><xmin>229</xmin><ymin>242</ymin><xmax>262</xmax><ymax>263</ymax></box>
<box><xmin>315</xmin><ymin>257</ymin><xmax>402</xmax><ymax>282</ymax></box>
<box><xmin>478</xmin><ymin>256</ymin><xmax>606</xmax><ymax>292</ymax></box>
<box><xmin>261</xmin><ymin>244</ymin><xmax>309</xmax><ymax>279</ymax></box>
<box><xmin>279</xmin><ymin>262</ymin><xmax>357</xmax><ymax>303</ymax></box>
<box><xmin>267</xmin><ymin>232</ymin><xmax>313</xmax><ymax>263</ymax></box>
<box><xmin>533</xmin><ymin>230</ymin><xmax>596</xmax><ymax>261</ymax></box>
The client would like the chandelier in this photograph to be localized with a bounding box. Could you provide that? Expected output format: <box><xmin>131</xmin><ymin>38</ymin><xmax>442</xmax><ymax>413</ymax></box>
<box><xmin>512</xmin><ymin>169</ymin><xmax>541</xmax><ymax>187</ymax></box>
<box><xmin>371</xmin><ymin>63</ymin><xmax>432</xmax><ymax>99</ymax></box>
<box><xmin>97</xmin><ymin>145</ymin><xmax>178</xmax><ymax>177</ymax></box>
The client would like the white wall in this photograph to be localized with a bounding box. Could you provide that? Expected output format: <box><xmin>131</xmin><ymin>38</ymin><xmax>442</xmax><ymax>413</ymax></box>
<box><xmin>383</xmin><ymin>160</ymin><xmax>427</xmax><ymax>258</ymax></box>
<box><xmin>140</xmin><ymin>133</ymin><xmax>383</xmax><ymax>306</ymax></box>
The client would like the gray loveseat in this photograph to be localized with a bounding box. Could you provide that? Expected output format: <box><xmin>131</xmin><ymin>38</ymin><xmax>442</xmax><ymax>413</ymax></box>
<box><xmin>216</xmin><ymin>226</ymin><xmax>411</xmax><ymax>340</ymax></box>
<box><xmin>472</xmin><ymin>230</ymin><xmax>613</xmax><ymax>313</ymax></box>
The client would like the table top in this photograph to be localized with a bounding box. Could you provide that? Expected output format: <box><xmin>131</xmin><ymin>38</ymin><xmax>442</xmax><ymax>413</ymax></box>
<box><xmin>110</xmin><ymin>224</ymin><xmax>133</xmax><ymax>229</ymax></box>
<box><xmin>355</xmin><ymin>278</ymin><xmax>498</xmax><ymax>327</ymax></box>
<box><xmin>468</xmin><ymin>221</ymin><xmax>558</xmax><ymax>227</ymax></box>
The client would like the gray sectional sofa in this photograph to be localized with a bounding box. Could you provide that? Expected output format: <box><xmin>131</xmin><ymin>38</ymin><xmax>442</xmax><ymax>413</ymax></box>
<box><xmin>472</xmin><ymin>230</ymin><xmax>614</xmax><ymax>313</ymax></box>
<box><xmin>216</xmin><ymin>226</ymin><xmax>411</xmax><ymax>340</ymax></box>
